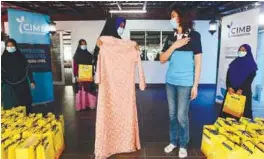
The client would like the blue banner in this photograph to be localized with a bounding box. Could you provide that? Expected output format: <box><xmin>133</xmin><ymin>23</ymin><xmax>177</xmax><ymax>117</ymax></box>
<box><xmin>8</xmin><ymin>9</ymin><xmax>54</xmax><ymax>104</ymax></box>
<box><xmin>18</xmin><ymin>44</ymin><xmax>52</xmax><ymax>72</ymax></box>
<box><xmin>8</xmin><ymin>9</ymin><xmax>50</xmax><ymax>44</ymax></box>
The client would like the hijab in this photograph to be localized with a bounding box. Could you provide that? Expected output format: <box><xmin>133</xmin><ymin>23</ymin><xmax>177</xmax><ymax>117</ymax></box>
<box><xmin>93</xmin><ymin>16</ymin><xmax>126</xmax><ymax>65</ymax></box>
<box><xmin>228</xmin><ymin>44</ymin><xmax>258</xmax><ymax>88</ymax></box>
<box><xmin>115</xmin><ymin>17</ymin><xmax>126</xmax><ymax>30</ymax></box>
<box><xmin>1</xmin><ymin>39</ymin><xmax>29</xmax><ymax>84</ymax></box>
<box><xmin>73</xmin><ymin>39</ymin><xmax>93</xmax><ymax>65</ymax></box>
<box><xmin>99</xmin><ymin>16</ymin><xmax>124</xmax><ymax>39</ymax></box>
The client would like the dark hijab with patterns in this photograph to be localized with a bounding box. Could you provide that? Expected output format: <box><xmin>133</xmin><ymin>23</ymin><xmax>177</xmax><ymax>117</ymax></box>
<box><xmin>228</xmin><ymin>44</ymin><xmax>258</xmax><ymax>88</ymax></box>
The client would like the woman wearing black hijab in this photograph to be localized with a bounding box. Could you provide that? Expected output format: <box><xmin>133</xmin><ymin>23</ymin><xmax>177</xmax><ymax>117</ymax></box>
<box><xmin>73</xmin><ymin>39</ymin><xmax>96</xmax><ymax>110</ymax></box>
<box><xmin>93</xmin><ymin>16</ymin><xmax>126</xmax><ymax>68</ymax></box>
<box><xmin>1</xmin><ymin>39</ymin><xmax>35</xmax><ymax>114</ymax></box>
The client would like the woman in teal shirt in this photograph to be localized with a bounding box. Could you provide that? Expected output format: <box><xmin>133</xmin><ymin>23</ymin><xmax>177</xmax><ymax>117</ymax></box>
<box><xmin>160</xmin><ymin>6</ymin><xmax>202</xmax><ymax>158</ymax></box>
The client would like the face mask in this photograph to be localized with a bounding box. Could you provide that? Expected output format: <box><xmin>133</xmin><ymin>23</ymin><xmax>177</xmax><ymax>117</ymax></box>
<box><xmin>238</xmin><ymin>51</ymin><xmax>247</xmax><ymax>57</ymax></box>
<box><xmin>6</xmin><ymin>47</ymin><xmax>16</xmax><ymax>53</ymax></box>
<box><xmin>170</xmin><ymin>18</ymin><xmax>179</xmax><ymax>29</ymax></box>
<box><xmin>80</xmin><ymin>45</ymin><xmax>87</xmax><ymax>50</ymax></box>
<box><xmin>117</xmin><ymin>27</ymin><xmax>124</xmax><ymax>36</ymax></box>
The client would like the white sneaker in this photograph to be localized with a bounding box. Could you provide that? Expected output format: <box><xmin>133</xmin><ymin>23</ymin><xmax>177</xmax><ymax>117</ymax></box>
<box><xmin>164</xmin><ymin>143</ymin><xmax>177</xmax><ymax>153</ymax></box>
<box><xmin>179</xmin><ymin>148</ymin><xmax>188</xmax><ymax>158</ymax></box>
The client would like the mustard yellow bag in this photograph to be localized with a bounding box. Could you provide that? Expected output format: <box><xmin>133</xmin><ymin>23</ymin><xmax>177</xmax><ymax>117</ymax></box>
<box><xmin>218</xmin><ymin>129</ymin><xmax>241</xmax><ymax>145</ymax></box>
<box><xmin>214</xmin><ymin>117</ymin><xmax>233</xmax><ymax>131</ymax></box>
<box><xmin>235</xmin><ymin>130</ymin><xmax>255</xmax><ymax>145</ymax></box>
<box><xmin>254</xmin><ymin>118</ymin><xmax>264</xmax><ymax>126</ymax></box>
<box><xmin>8</xmin><ymin>139</ymin><xmax>24</xmax><ymax>159</ymax></box>
<box><xmin>253</xmin><ymin>140</ymin><xmax>264</xmax><ymax>151</ymax></box>
<box><xmin>207</xmin><ymin>140</ymin><xmax>241</xmax><ymax>159</ymax></box>
<box><xmin>78</xmin><ymin>64</ymin><xmax>93</xmax><ymax>82</ymax></box>
<box><xmin>201</xmin><ymin>125</ymin><xmax>226</xmax><ymax>157</ymax></box>
<box><xmin>241</xmin><ymin>140</ymin><xmax>264</xmax><ymax>159</ymax></box>
<box><xmin>36</xmin><ymin>137</ymin><xmax>55</xmax><ymax>159</ymax></box>
<box><xmin>223</xmin><ymin>93</ymin><xmax>246</xmax><ymax>118</ymax></box>
<box><xmin>16</xmin><ymin>136</ymin><xmax>40</xmax><ymax>159</ymax></box>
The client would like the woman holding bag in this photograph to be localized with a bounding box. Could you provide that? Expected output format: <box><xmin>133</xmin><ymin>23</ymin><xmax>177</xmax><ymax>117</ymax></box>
<box><xmin>220</xmin><ymin>44</ymin><xmax>257</xmax><ymax>119</ymax></box>
<box><xmin>73</xmin><ymin>39</ymin><xmax>97</xmax><ymax>111</ymax></box>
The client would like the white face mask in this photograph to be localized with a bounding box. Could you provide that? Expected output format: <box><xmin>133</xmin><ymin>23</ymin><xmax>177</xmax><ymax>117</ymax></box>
<box><xmin>6</xmin><ymin>46</ymin><xmax>16</xmax><ymax>53</ymax></box>
<box><xmin>117</xmin><ymin>27</ymin><xmax>124</xmax><ymax>36</ymax></box>
<box><xmin>80</xmin><ymin>45</ymin><xmax>87</xmax><ymax>50</ymax></box>
<box><xmin>170</xmin><ymin>18</ymin><xmax>179</xmax><ymax>29</ymax></box>
<box><xmin>238</xmin><ymin>51</ymin><xmax>247</xmax><ymax>57</ymax></box>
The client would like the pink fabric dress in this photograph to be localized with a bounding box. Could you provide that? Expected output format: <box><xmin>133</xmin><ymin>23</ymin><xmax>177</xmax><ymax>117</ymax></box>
<box><xmin>94</xmin><ymin>36</ymin><xmax>146</xmax><ymax>159</ymax></box>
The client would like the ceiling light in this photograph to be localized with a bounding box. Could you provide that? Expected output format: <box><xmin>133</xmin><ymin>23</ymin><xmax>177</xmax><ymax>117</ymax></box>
<box><xmin>109</xmin><ymin>10</ymin><xmax>147</xmax><ymax>14</ymax></box>
<box><xmin>259</xmin><ymin>14</ymin><xmax>264</xmax><ymax>25</ymax></box>
<box><xmin>255</xmin><ymin>2</ymin><xmax>261</xmax><ymax>6</ymax></box>
<box><xmin>209</xmin><ymin>20</ymin><xmax>217</xmax><ymax>35</ymax></box>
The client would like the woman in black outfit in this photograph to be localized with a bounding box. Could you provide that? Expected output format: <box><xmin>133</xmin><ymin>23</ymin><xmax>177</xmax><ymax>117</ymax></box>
<box><xmin>220</xmin><ymin>44</ymin><xmax>257</xmax><ymax>119</ymax></box>
<box><xmin>1</xmin><ymin>39</ymin><xmax>35</xmax><ymax>114</ymax></box>
<box><xmin>73</xmin><ymin>39</ymin><xmax>97</xmax><ymax>110</ymax></box>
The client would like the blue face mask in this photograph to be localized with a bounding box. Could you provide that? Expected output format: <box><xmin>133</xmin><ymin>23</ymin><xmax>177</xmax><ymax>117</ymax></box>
<box><xmin>170</xmin><ymin>18</ymin><xmax>179</xmax><ymax>29</ymax></box>
<box><xmin>6</xmin><ymin>47</ymin><xmax>16</xmax><ymax>53</ymax></box>
<box><xmin>238</xmin><ymin>51</ymin><xmax>247</xmax><ymax>57</ymax></box>
<box><xmin>117</xmin><ymin>27</ymin><xmax>124</xmax><ymax>36</ymax></box>
<box><xmin>80</xmin><ymin>45</ymin><xmax>87</xmax><ymax>50</ymax></box>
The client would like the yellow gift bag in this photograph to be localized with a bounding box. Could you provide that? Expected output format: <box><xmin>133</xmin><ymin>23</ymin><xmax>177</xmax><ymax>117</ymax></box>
<box><xmin>207</xmin><ymin>140</ymin><xmax>241</xmax><ymax>159</ymax></box>
<box><xmin>16</xmin><ymin>136</ymin><xmax>40</xmax><ymax>159</ymax></box>
<box><xmin>254</xmin><ymin>118</ymin><xmax>264</xmax><ymax>126</ymax></box>
<box><xmin>201</xmin><ymin>125</ymin><xmax>226</xmax><ymax>157</ymax></box>
<box><xmin>36</xmin><ymin>137</ymin><xmax>55</xmax><ymax>159</ymax></box>
<box><xmin>214</xmin><ymin>118</ymin><xmax>233</xmax><ymax>131</ymax></box>
<box><xmin>78</xmin><ymin>64</ymin><xmax>93</xmax><ymax>82</ymax></box>
<box><xmin>223</xmin><ymin>93</ymin><xmax>246</xmax><ymax>118</ymax></box>
<box><xmin>218</xmin><ymin>129</ymin><xmax>241</xmax><ymax>145</ymax></box>
<box><xmin>240</xmin><ymin>141</ymin><xmax>264</xmax><ymax>159</ymax></box>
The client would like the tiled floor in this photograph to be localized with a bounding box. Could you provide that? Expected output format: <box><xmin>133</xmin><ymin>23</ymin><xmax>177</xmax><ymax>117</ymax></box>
<box><xmin>31</xmin><ymin>85</ymin><xmax>220</xmax><ymax>159</ymax></box>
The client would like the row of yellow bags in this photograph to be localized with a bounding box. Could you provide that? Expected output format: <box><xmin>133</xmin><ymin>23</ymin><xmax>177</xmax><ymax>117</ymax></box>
<box><xmin>1</xmin><ymin>106</ymin><xmax>65</xmax><ymax>159</ymax></box>
<box><xmin>201</xmin><ymin>117</ymin><xmax>264</xmax><ymax>159</ymax></box>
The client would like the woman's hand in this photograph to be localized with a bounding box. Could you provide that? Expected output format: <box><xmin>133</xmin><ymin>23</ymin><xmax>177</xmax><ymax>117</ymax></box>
<box><xmin>228</xmin><ymin>87</ymin><xmax>235</xmax><ymax>95</ymax></box>
<box><xmin>236</xmin><ymin>89</ymin><xmax>243</xmax><ymax>95</ymax></box>
<box><xmin>135</xmin><ymin>44</ymin><xmax>140</xmax><ymax>51</ymax></box>
<box><xmin>31</xmin><ymin>83</ymin><xmax>35</xmax><ymax>89</ymax></box>
<box><xmin>191</xmin><ymin>86</ymin><xmax>198</xmax><ymax>100</ymax></box>
<box><xmin>172</xmin><ymin>37</ymin><xmax>190</xmax><ymax>49</ymax></box>
<box><xmin>96</xmin><ymin>39</ymin><xmax>103</xmax><ymax>47</ymax></box>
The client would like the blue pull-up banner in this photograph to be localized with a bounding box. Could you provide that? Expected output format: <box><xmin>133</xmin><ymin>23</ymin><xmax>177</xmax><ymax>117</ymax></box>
<box><xmin>8</xmin><ymin>9</ymin><xmax>54</xmax><ymax>104</ymax></box>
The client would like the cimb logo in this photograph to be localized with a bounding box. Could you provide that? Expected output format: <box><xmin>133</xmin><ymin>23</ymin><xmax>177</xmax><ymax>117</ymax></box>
<box><xmin>16</xmin><ymin>16</ymin><xmax>49</xmax><ymax>35</ymax></box>
<box><xmin>227</xmin><ymin>22</ymin><xmax>251</xmax><ymax>37</ymax></box>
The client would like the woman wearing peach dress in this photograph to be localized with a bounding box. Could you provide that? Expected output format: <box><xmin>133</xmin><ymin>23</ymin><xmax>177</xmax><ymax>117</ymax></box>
<box><xmin>94</xmin><ymin>17</ymin><xmax>146</xmax><ymax>159</ymax></box>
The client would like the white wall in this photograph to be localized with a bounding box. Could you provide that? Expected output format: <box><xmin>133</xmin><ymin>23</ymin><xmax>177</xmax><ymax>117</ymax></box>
<box><xmin>4</xmin><ymin>20</ymin><xmax>218</xmax><ymax>84</ymax></box>
<box><xmin>55</xmin><ymin>20</ymin><xmax>219</xmax><ymax>84</ymax></box>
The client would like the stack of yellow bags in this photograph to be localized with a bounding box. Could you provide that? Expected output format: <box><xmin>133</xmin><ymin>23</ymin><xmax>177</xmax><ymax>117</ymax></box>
<box><xmin>1</xmin><ymin>106</ymin><xmax>65</xmax><ymax>159</ymax></box>
<box><xmin>201</xmin><ymin>117</ymin><xmax>264</xmax><ymax>159</ymax></box>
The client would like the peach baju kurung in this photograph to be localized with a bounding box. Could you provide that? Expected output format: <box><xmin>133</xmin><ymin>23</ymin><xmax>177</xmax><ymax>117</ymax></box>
<box><xmin>94</xmin><ymin>36</ymin><xmax>146</xmax><ymax>159</ymax></box>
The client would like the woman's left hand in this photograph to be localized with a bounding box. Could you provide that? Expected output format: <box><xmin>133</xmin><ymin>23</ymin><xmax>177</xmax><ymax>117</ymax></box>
<box><xmin>191</xmin><ymin>86</ymin><xmax>198</xmax><ymax>100</ymax></box>
<box><xmin>31</xmin><ymin>83</ymin><xmax>35</xmax><ymax>89</ymax></box>
<box><xmin>135</xmin><ymin>44</ymin><xmax>140</xmax><ymax>51</ymax></box>
<box><xmin>236</xmin><ymin>89</ymin><xmax>243</xmax><ymax>95</ymax></box>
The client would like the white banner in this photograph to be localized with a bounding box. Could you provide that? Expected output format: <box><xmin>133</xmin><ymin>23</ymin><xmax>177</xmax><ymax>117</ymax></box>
<box><xmin>216</xmin><ymin>8</ymin><xmax>260</xmax><ymax>103</ymax></box>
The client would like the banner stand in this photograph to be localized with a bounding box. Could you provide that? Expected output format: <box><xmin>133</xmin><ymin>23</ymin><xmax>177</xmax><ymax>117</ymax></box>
<box><xmin>8</xmin><ymin>9</ymin><xmax>54</xmax><ymax>105</ymax></box>
<box><xmin>216</xmin><ymin>8</ymin><xmax>260</xmax><ymax>104</ymax></box>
